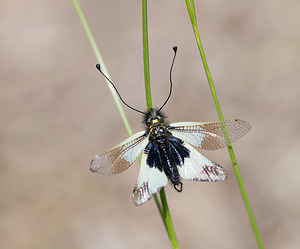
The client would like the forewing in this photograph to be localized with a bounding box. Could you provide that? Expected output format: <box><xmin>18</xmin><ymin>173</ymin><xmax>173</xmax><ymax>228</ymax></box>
<box><xmin>90</xmin><ymin>131</ymin><xmax>148</xmax><ymax>175</ymax></box>
<box><xmin>169</xmin><ymin>119</ymin><xmax>251</xmax><ymax>150</ymax></box>
<box><xmin>178</xmin><ymin>142</ymin><xmax>227</xmax><ymax>182</ymax></box>
<box><xmin>132</xmin><ymin>152</ymin><xmax>168</xmax><ymax>206</ymax></box>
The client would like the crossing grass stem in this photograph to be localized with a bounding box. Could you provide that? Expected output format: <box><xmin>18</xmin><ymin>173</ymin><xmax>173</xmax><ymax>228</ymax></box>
<box><xmin>73</xmin><ymin>0</ymin><xmax>179</xmax><ymax>248</ymax></box>
<box><xmin>142</xmin><ymin>1</ymin><xmax>180</xmax><ymax>248</ymax></box>
<box><xmin>185</xmin><ymin>1</ymin><xmax>264</xmax><ymax>248</ymax></box>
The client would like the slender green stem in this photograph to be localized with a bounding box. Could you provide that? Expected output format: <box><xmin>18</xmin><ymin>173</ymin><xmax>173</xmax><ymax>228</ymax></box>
<box><xmin>142</xmin><ymin>1</ymin><xmax>179</xmax><ymax>248</ymax></box>
<box><xmin>142</xmin><ymin>0</ymin><xmax>152</xmax><ymax>111</ymax></box>
<box><xmin>73</xmin><ymin>0</ymin><xmax>178</xmax><ymax>247</ymax></box>
<box><xmin>185</xmin><ymin>1</ymin><xmax>264</xmax><ymax>249</ymax></box>
<box><xmin>153</xmin><ymin>195</ymin><xmax>168</xmax><ymax>231</ymax></box>
<box><xmin>72</xmin><ymin>0</ymin><xmax>133</xmax><ymax>136</ymax></box>
<box><xmin>160</xmin><ymin>189</ymin><xmax>180</xmax><ymax>249</ymax></box>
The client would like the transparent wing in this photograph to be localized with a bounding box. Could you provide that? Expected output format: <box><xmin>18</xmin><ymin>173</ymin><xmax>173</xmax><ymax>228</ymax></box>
<box><xmin>132</xmin><ymin>152</ymin><xmax>168</xmax><ymax>206</ymax></box>
<box><xmin>90</xmin><ymin>131</ymin><xmax>148</xmax><ymax>175</ymax></box>
<box><xmin>178</xmin><ymin>142</ymin><xmax>227</xmax><ymax>182</ymax></box>
<box><xmin>169</xmin><ymin>119</ymin><xmax>251</xmax><ymax>150</ymax></box>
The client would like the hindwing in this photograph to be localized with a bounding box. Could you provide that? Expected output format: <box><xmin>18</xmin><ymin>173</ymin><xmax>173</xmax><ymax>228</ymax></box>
<box><xmin>177</xmin><ymin>142</ymin><xmax>227</xmax><ymax>182</ymax></box>
<box><xmin>132</xmin><ymin>152</ymin><xmax>168</xmax><ymax>205</ymax></box>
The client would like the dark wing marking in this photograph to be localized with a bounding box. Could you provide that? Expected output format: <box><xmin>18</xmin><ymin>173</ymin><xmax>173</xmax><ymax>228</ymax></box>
<box><xmin>132</xmin><ymin>152</ymin><xmax>168</xmax><ymax>205</ymax></box>
<box><xmin>169</xmin><ymin>119</ymin><xmax>251</xmax><ymax>150</ymax></box>
<box><xmin>178</xmin><ymin>142</ymin><xmax>227</xmax><ymax>182</ymax></box>
<box><xmin>90</xmin><ymin>131</ymin><xmax>148</xmax><ymax>175</ymax></box>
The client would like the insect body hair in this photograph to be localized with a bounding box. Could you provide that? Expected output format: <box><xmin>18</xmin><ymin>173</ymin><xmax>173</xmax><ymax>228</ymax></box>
<box><xmin>143</xmin><ymin>108</ymin><xmax>168</xmax><ymax>128</ymax></box>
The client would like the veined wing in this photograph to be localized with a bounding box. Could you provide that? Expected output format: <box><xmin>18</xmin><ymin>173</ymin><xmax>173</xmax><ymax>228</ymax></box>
<box><xmin>90</xmin><ymin>131</ymin><xmax>148</xmax><ymax>175</ymax></box>
<box><xmin>169</xmin><ymin>119</ymin><xmax>251</xmax><ymax>150</ymax></box>
<box><xmin>132</xmin><ymin>152</ymin><xmax>168</xmax><ymax>206</ymax></box>
<box><xmin>178</xmin><ymin>142</ymin><xmax>227</xmax><ymax>181</ymax></box>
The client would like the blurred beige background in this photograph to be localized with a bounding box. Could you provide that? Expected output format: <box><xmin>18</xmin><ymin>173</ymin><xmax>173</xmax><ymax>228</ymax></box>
<box><xmin>1</xmin><ymin>0</ymin><xmax>300</xmax><ymax>248</ymax></box>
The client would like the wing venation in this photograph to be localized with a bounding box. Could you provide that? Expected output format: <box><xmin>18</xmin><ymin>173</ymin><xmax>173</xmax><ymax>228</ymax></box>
<box><xmin>132</xmin><ymin>153</ymin><xmax>168</xmax><ymax>205</ymax></box>
<box><xmin>178</xmin><ymin>142</ymin><xmax>227</xmax><ymax>182</ymax></box>
<box><xmin>90</xmin><ymin>131</ymin><xmax>148</xmax><ymax>175</ymax></box>
<box><xmin>169</xmin><ymin>119</ymin><xmax>251</xmax><ymax>150</ymax></box>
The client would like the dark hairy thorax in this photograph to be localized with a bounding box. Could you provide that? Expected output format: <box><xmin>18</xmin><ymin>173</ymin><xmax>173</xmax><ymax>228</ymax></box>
<box><xmin>143</xmin><ymin>109</ymin><xmax>190</xmax><ymax>191</ymax></box>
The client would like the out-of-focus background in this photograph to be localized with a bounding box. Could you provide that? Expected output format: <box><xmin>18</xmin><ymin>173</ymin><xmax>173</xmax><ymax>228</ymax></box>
<box><xmin>1</xmin><ymin>0</ymin><xmax>299</xmax><ymax>248</ymax></box>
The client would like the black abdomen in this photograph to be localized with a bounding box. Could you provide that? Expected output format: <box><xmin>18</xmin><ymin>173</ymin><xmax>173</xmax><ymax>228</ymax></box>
<box><xmin>145</xmin><ymin>135</ymin><xmax>190</xmax><ymax>192</ymax></box>
<box><xmin>159</xmin><ymin>140</ymin><xmax>181</xmax><ymax>186</ymax></box>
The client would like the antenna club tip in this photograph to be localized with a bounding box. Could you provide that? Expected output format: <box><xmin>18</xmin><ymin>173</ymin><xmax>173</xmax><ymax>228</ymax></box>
<box><xmin>172</xmin><ymin>46</ymin><xmax>177</xmax><ymax>52</ymax></box>
<box><xmin>96</xmin><ymin>64</ymin><xmax>101</xmax><ymax>70</ymax></box>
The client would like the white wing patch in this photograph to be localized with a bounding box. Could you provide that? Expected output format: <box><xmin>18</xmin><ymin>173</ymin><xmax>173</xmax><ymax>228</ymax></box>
<box><xmin>170</xmin><ymin>122</ymin><xmax>206</xmax><ymax>147</ymax></box>
<box><xmin>90</xmin><ymin>131</ymin><xmax>148</xmax><ymax>175</ymax></box>
<box><xmin>132</xmin><ymin>152</ymin><xmax>168</xmax><ymax>206</ymax></box>
<box><xmin>178</xmin><ymin>142</ymin><xmax>227</xmax><ymax>182</ymax></box>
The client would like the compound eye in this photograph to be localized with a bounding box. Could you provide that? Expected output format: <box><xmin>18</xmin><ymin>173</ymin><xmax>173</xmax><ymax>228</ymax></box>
<box><xmin>157</xmin><ymin>116</ymin><xmax>164</xmax><ymax>122</ymax></box>
<box><xmin>146</xmin><ymin>117</ymin><xmax>152</xmax><ymax>125</ymax></box>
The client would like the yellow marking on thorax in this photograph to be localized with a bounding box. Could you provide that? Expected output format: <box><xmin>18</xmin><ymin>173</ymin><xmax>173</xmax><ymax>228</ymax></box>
<box><xmin>151</xmin><ymin>119</ymin><xmax>159</xmax><ymax>124</ymax></box>
<box><xmin>149</xmin><ymin>118</ymin><xmax>167</xmax><ymax>136</ymax></box>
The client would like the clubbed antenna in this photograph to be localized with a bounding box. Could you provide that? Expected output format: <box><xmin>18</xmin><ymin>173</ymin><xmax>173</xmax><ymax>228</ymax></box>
<box><xmin>158</xmin><ymin>46</ymin><xmax>177</xmax><ymax>112</ymax></box>
<box><xmin>96</xmin><ymin>64</ymin><xmax>147</xmax><ymax>115</ymax></box>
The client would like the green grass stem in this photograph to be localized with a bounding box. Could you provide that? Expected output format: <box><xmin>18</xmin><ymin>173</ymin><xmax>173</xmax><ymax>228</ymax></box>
<box><xmin>142</xmin><ymin>1</ymin><xmax>179</xmax><ymax>248</ymax></box>
<box><xmin>72</xmin><ymin>0</ymin><xmax>133</xmax><ymax>136</ymax></box>
<box><xmin>160</xmin><ymin>189</ymin><xmax>180</xmax><ymax>249</ymax></box>
<box><xmin>73</xmin><ymin>0</ymin><xmax>178</xmax><ymax>247</ymax></box>
<box><xmin>184</xmin><ymin>1</ymin><xmax>264</xmax><ymax>248</ymax></box>
<box><xmin>142</xmin><ymin>0</ymin><xmax>152</xmax><ymax>111</ymax></box>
